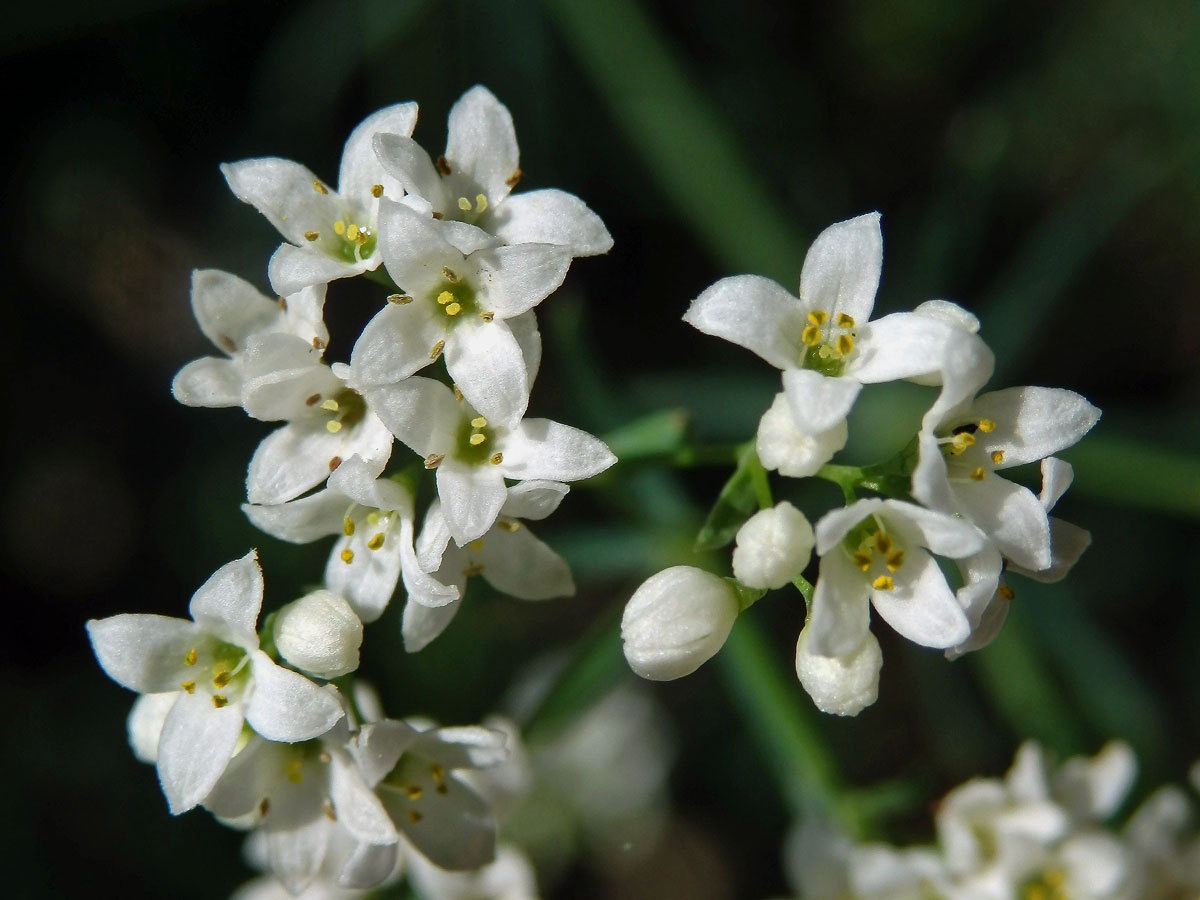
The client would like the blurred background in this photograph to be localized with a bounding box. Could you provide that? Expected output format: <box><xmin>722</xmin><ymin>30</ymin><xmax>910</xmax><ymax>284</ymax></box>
<box><xmin>4</xmin><ymin>0</ymin><xmax>1200</xmax><ymax>897</ymax></box>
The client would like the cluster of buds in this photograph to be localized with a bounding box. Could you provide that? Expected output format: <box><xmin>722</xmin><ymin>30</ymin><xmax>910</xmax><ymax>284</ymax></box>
<box><xmin>88</xmin><ymin>86</ymin><xmax>615</xmax><ymax>895</ymax></box>
<box><xmin>621</xmin><ymin>213</ymin><xmax>1100</xmax><ymax>715</ymax></box>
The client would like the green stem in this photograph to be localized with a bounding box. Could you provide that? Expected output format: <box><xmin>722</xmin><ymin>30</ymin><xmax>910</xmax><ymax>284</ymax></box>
<box><xmin>744</xmin><ymin>445</ymin><xmax>774</xmax><ymax>509</ymax></box>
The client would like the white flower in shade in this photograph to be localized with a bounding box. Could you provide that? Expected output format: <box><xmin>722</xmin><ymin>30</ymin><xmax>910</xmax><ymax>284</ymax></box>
<box><xmin>807</xmin><ymin>499</ymin><xmax>983</xmax><ymax>660</ymax></box>
<box><xmin>240</xmin><ymin>341</ymin><xmax>393</xmax><ymax>506</ymax></box>
<box><xmin>365</xmin><ymin>376</ymin><xmax>615</xmax><ymax>545</ymax></box>
<box><xmin>403</xmin><ymin>481</ymin><xmax>575</xmax><ymax>653</ymax></box>
<box><xmin>756</xmin><ymin>392</ymin><xmax>849</xmax><ymax>477</ymax></box>
<box><xmin>353</xmin><ymin>719</ymin><xmax>508</xmax><ymax>872</ymax></box>
<box><xmin>732</xmin><ymin>501</ymin><xmax>815</xmax><ymax>590</ymax></box>
<box><xmin>621</xmin><ymin>566</ymin><xmax>741</xmax><ymax>681</ymax></box>
<box><xmin>243</xmin><ymin>455</ymin><xmax>458</xmax><ymax>623</ymax></box>
<box><xmin>349</xmin><ymin>199</ymin><xmax>571</xmax><ymax>426</ymax></box>
<box><xmin>127</xmin><ymin>692</ymin><xmax>178</xmax><ymax>764</ymax></box>
<box><xmin>221</xmin><ymin>102</ymin><xmax>419</xmax><ymax>296</ymax></box>
<box><xmin>794</xmin><ymin>626</ymin><xmax>882</xmax><ymax>717</ymax></box>
<box><xmin>406</xmin><ymin>844</ymin><xmax>540</xmax><ymax>900</ymax></box>
<box><xmin>86</xmin><ymin>551</ymin><xmax>344</xmax><ymax>814</ymax></box>
<box><xmin>911</xmin><ymin>386</ymin><xmax>1101</xmax><ymax>573</ymax></box>
<box><xmin>272</xmin><ymin>590</ymin><xmax>362</xmax><ymax>680</ymax></box>
<box><xmin>171</xmin><ymin>269</ymin><xmax>328</xmax><ymax>408</ymax></box>
<box><xmin>373</xmin><ymin>84</ymin><xmax>612</xmax><ymax>257</ymax></box>
<box><xmin>684</xmin><ymin>213</ymin><xmax>993</xmax><ymax>435</ymax></box>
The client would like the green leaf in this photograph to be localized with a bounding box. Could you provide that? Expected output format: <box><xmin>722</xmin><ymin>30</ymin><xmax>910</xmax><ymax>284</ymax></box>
<box><xmin>602</xmin><ymin>408</ymin><xmax>689</xmax><ymax>462</ymax></box>
<box><xmin>694</xmin><ymin>443</ymin><xmax>764</xmax><ymax>552</ymax></box>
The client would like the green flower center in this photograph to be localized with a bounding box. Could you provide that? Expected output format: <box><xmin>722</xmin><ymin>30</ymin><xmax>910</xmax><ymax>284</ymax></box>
<box><xmin>455</xmin><ymin>412</ymin><xmax>501</xmax><ymax>467</ymax></box>
<box><xmin>841</xmin><ymin>517</ymin><xmax>906</xmax><ymax>590</ymax></box>
<box><xmin>798</xmin><ymin>309</ymin><xmax>856</xmax><ymax>377</ymax></box>
<box><xmin>309</xmin><ymin>387</ymin><xmax>367</xmax><ymax>435</ymax></box>
<box><xmin>180</xmin><ymin>639</ymin><xmax>250</xmax><ymax>708</ymax></box>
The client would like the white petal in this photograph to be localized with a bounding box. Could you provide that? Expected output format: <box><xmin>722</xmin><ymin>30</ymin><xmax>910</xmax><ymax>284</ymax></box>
<box><xmin>436</xmin><ymin>461</ymin><xmax>507</xmax><ymax>545</ymax></box>
<box><xmin>246</xmin><ymin>417</ymin><xmax>391</xmax><ymax>507</ymax></box>
<box><xmin>490</xmin><ymin>188</ymin><xmax>612</xmax><ymax>255</ymax></box>
<box><xmin>782</xmin><ymin>367</ymin><xmax>862</xmax><ymax>434</ymax></box>
<box><xmin>365</xmin><ymin>377</ymin><xmax>459</xmax><ymax>458</ymax></box>
<box><xmin>795</xmin><ymin>627</ymin><xmax>882</xmax><ymax>716</ymax></box>
<box><xmin>1053</xmin><ymin>741</ymin><xmax>1136</xmax><ymax>821</ymax></box>
<box><xmin>1010</xmin><ymin>517</ymin><xmax>1091</xmax><ymax>583</ymax></box>
<box><xmin>1039</xmin><ymin>457</ymin><xmax>1074</xmax><ymax>511</ymax></box>
<box><xmin>815</xmin><ymin>498</ymin><xmax>885</xmax><ymax>555</ymax></box>
<box><xmin>339</xmin><ymin>102</ymin><xmax>419</xmax><ymax>206</ymax></box>
<box><xmin>971</xmin><ymin>387</ymin><xmax>1102</xmax><ymax>468</ymax></box>
<box><xmin>446</xmin><ymin>85</ymin><xmax>520</xmax><ymax>204</ymax></box>
<box><xmin>266</xmin><ymin>817</ymin><xmax>330</xmax><ymax>895</ymax></box>
<box><xmin>500</xmin><ymin>418</ymin><xmax>616</xmax><ymax>482</ymax></box>
<box><xmin>848</xmin><ymin>312</ymin><xmax>977</xmax><ymax>385</ymax></box>
<box><xmin>127</xmin><ymin>692</ymin><xmax>177</xmax><ymax>763</ymax></box>
<box><xmin>507</xmin><ymin>309</ymin><xmax>542</xmax><ymax>386</ymax></box>
<box><xmin>411</xmin><ymin>725</ymin><xmax>509</xmax><ymax>770</ymax></box>
<box><xmin>953</xmin><ymin>476</ymin><xmax>1053</xmax><ymax>571</ymax></box>
<box><xmin>683</xmin><ymin>274</ymin><xmax>805</xmax><ymax>370</ymax></box>
<box><xmin>349</xmin><ymin>302</ymin><xmax>441</xmax><ymax>388</ymax></box>
<box><xmin>805</xmin><ymin>551</ymin><xmax>872</xmax><ymax>659</ymax></box>
<box><xmin>355</xmin><ymin>720</ymin><xmax>420</xmax><ymax>786</ymax></box>
<box><xmin>756</xmin><ymin>392</ymin><xmax>848</xmax><ymax>478</ymax></box>
<box><xmin>372</xmin><ymin>133</ymin><xmax>445</xmax><ymax>210</ymax></box>
<box><xmin>272</xmin><ymin>590</ymin><xmax>363</xmax><ymax>679</ymax></box>
<box><xmin>478</xmin><ymin>526</ymin><xmax>575</xmax><ymax>600</ymax></box>
<box><xmin>267</xmin><ymin>243</ymin><xmax>372</xmax><ymax>297</ymax></box>
<box><xmin>913</xmin><ymin>298</ymin><xmax>980</xmax><ymax>334</ymax></box>
<box><xmin>189</xmin><ymin>268</ymin><xmax>282</xmax><ymax>352</ymax></box>
<box><xmin>798</xmin><ymin>212</ymin><xmax>882</xmax><ymax>324</ymax></box>
<box><xmin>402</xmin><ymin>598</ymin><xmax>463</xmax><ymax>653</ymax></box>
<box><xmin>327</xmin><ymin>455</ymin><xmax>412</xmax><ymax>514</ymax></box>
<box><xmin>871</xmin><ymin>549</ymin><xmax>970</xmax><ymax>649</ymax></box>
<box><xmin>329</xmin><ymin>757</ymin><xmax>397</xmax><ymax>845</ymax></box>
<box><xmin>415</xmin><ymin>502</ymin><xmax>453</xmax><ymax>573</ymax></box>
<box><xmin>732</xmin><ymin>501</ymin><xmax>815</xmax><ymax>590</ymax></box>
<box><xmin>499</xmin><ymin>480</ymin><xmax>568</xmax><ymax>521</ymax></box>
<box><xmin>171</xmin><ymin>357</ymin><xmax>243</xmax><ymax>408</ymax></box>
<box><xmin>325</xmin><ymin>534</ymin><xmax>402</xmax><ymax>623</ymax></box>
<box><xmin>221</xmin><ymin>158</ymin><xmax>338</xmax><ymax>246</ymax></box>
<box><xmin>87</xmin><ymin>614</ymin><xmax>201</xmax><ymax>693</ymax></box>
<box><xmin>910</xmin><ymin>428</ymin><xmax>954</xmax><ymax>511</ymax></box>
<box><xmin>473</xmin><ymin>243</ymin><xmax>573</xmax><ymax>319</ymax></box>
<box><xmin>156</xmin><ymin>690</ymin><xmax>243</xmax><ymax>814</ymax></box>
<box><xmin>398</xmin><ymin>513</ymin><xmax>461</xmax><ymax>609</ymax></box>
<box><xmin>188</xmin><ymin>551</ymin><xmax>263</xmax><ymax>650</ymax></box>
<box><xmin>376</xmin><ymin>199</ymin><xmax>463</xmax><ymax>294</ymax></box>
<box><xmin>339</xmin><ymin>841</ymin><xmax>400</xmax><ymax>890</ymax></box>
<box><xmin>880</xmin><ymin>499</ymin><xmax>985</xmax><ymax>559</ymax></box>
<box><xmin>386</xmin><ymin>773</ymin><xmax>497</xmax><ymax>871</ymax></box>
<box><xmin>242</xmin><ymin>490</ymin><xmax>346</xmax><ymax>544</ymax></box>
<box><xmin>445</xmin><ymin>318</ymin><xmax>530</xmax><ymax>427</ymax></box>
<box><xmin>245</xmin><ymin>653</ymin><xmax>343</xmax><ymax>742</ymax></box>
<box><xmin>240</xmin><ymin>341</ymin><xmax>342</xmax><ymax>421</ymax></box>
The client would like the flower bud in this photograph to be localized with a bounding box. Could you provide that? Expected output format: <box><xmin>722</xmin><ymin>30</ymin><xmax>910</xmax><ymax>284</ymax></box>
<box><xmin>272</xmin><ymin>589</ymin><xmax>363</xmax><ymax>679</ymax></box>
<box><xmin>621</xmin><ymin>566</ymin><xmax>739</xmax><ymax>681</ymax></box>
<box><xmin>732</xmin><ymin>501</ymin><xmax>815</xmax><ymax>590</ymax></box>
<box><xmin>794</xmin><ymin>626</ymin><xmax>882</xmax><ymax>716</ymax></box>
<box><xmin>756</xmin><ymin>393</ymin><xmax>847</xmax><ymax>478</ymax></box>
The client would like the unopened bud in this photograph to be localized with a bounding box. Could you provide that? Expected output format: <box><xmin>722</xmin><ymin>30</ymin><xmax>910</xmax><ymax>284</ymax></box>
<box><xmin>794</xmin><ymin>626</ymin><xmax>882</xmax><ymax>716</ymax></box>
<box><xmin>272</xmin><ymin>589</ymin><xmax>362</xmax><ymax>679</ymax></box>
<box><xmin>621</xmin><ymin>567</ymin><xmax>739</xmax><ymax>681</ymax></box>
<box><xmin>756</xmin><ymin>393</ymin><xmax>847</xmax><ymax>478</ymax></box>
<box><xmin>732</xmin><ymin>501</ymin><xmax>814</xmax><ymax>590</ymax></box>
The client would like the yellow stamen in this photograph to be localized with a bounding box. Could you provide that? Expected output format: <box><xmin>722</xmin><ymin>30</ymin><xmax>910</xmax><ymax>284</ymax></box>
<box><xmin>970</xmin><ymin>466</ymin><xmax>986</xmax><ymax>481</ymax></box>
<box><xmin>406</xmin><ymin>784</ymin><xmax>423</xmax><ymax>799</ymax></box>
<box><xmin>212</xmin><ymin>695</ymin><xmax>228</xmax><ymax>709</ymax></box>
<box><xmin>429</xmin><ymin>340</ymin><xmax>445</xmax><ymax>360</ymax></box>
<box><xmin>872</xmin><ymin>575</ymin><xmax>894</xmax><ymax>591</ymax></box>
<box><xmin>991</xmin><ymin>450</ymin><xmax>1005</xmax><ymax>464</ymax></box>
<box><xmin>475</xmin><ymin>193</ymin><xmax>488</xmax><ymax>213</ymax></box>
<box><xmin>836</xmin><ymin>313</ymin><xmax>855</xmax><ymax>328</ymax></box>
<box><xmin>480</xmin><ymin>311</ymin><xmax>494</xmax><ymax>322</ymax></box>
<box><xmin>180</xmin><ymin>680</ymin><xmax>195</xmax><ymax>694</ymax></box>
<box><xmin>313</xmin><ymin>180</ymin><xmax>327</xmax><ymax>194</ymax></box>
<box><xmin>445</xmin><ymin>302</ymin><xmax>462</xmax><ymax>316</ymax></box>
<box><xmin>497</xmin><ymin>520</ymin><xmax>520</xmax><ymax>533</ymax></box>
<box><xmin>872</xmin><ymin>532</ymin><xmax>893</xmax><ymax>554</ymax></box>
<box><xmin>325</xmin><ymin>421</ymin><xmax>342</xmax><ymax>433</ymax></box>
<box><xmin>321</xmin><ymin>398</ymin><xmax>339</xmax><ymax>411</ymax></box>
<box><xmin>852</xmin><ymin>551</ymin><xmax>873</xmax><ymax>572</ymax></box>
<box><xmin>424</xmin><ymin>453</ymin><xmax>444</xmax><ymax>469</ymax></box>
<box><xmin>212</xmin><ymin>671</ymin><xmax>232</xmax><ymax>688</ymax></box>
<box><xmin>468</xmin><ymin>540</ymin><xmax>484</xmax><ymax>553</ymax></box>
<box><xmin>430</xmin><ymin>764</ymin><xmax>445</xmax><ymax>783</ymax></box>
<box><xmin>835</xmin><ymin>333</ymin><xmax>854</xmax><ymax>355</ymax></box>
<box><xmin>977</xmin><ymin>418</ymin><xmax>996</xmax><ymax>433</ymax></box>
<box><xmin>341</xmin><ymin>549</ymin><xmax>354</xmax><ymax>564</ymax></box>
<box><xmin>441</xmin><ymin>266</ymin><xmax>459</xmax><ymax>282</ymax></box>
<box><xmin>346</xmin><ymin>223</ymin><xmax>360</xmax><ymax>242</ymax></box>
<box><xmin>184</xmin><ymin>648</ymin><xmax>197</xmax><ymax>666</ymax></box>
<box><xmin>437</xmin><ymin>290</ymin><xmax>454</xmax><ymax>305</ymax></box>
<box><xmin>801</xmin><ymin>324</ymin><xmax>821</xmax><ymax>346</ymax></box>
<box><xmin>388</xmin><ymin>293</ymin><xmax>413</xmax><ymax>304</ymax></box>
<box><xmin>452</xmin><ymin>384</ymin><xmax>464</xmax><ymax>402</ymax></box>
<box><xmin>333</xmin><ymin>220</ymin><xmax>346</xmax><ymax>235</ymax></box>
<box><xmin>997</xmin><ymin>584</ymin><xmax>1015</xmax><ymax>600</ymax></box>
<box><xmin>885</xmin><ymin>549</ymin><xmax>905</xmax><ymax>572</ymax></box>
<box><xmin>469</xmin><ymin>433</ymin><xmax>486</xmax><ymax>445</ymax></box>
<box><xmin>490</xmin><ymin>452</ymin><xmax>503</xmax><ymax>465</ymax></box>
<box><xmin>285</xmin><ymin>760</ymin><xmax>304</xmax><ymax>784</ymax></box>
<box><xmin>951</xmin><ymin>432</ymin><xmax>975</xmax><ymax>454</ymax></box>
<box><xmin>806</xmin><ymin>310</ymin><xmax>828</xmax><ymax>326</ymax></box>
<box><xmin>367</xmin><ymin>533</ymin><xmax>385</xmax><ymax>551</ymax></box>
<box><xmin>370</xmin><ymin>183</ymin><xmax>383</xmax><ymax>198</ymax></box>
<box><xmin>304</xmin><ymin>230</ymin><xmax>319</xmax><ymax>241</ymax></box>
<box><xmin>470</xmin><ymin>416</ymin><xmax>488</xmax><ymax>428</ymax></box>
<box><xmin>343</xmin><ymin>517</ymin><xmax>355</xmax><ymax>536</ymax></box>
<box><xmin>457</xmin><ymin>196</ymin><xmax>472</xmax><ymax>211</ymax></box>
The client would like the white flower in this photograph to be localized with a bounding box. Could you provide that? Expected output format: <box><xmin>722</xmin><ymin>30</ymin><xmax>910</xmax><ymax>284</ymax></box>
<box><xmin>732</xmin><ymin>501</ymin><xmax>815</xmax><ymax>590</ymax></box>
<box><xmin>794</xmin><ymin>626</ymin><xmax>882</xmax><ymax>717</ymax></box>
<box><xmin>171</xmin><ymin>269</ymin><xmax>328</xmax><ymax>408</ymax></box>
<box><xmin>243</xmin><ymin>455</ymin><xmax>458</xmax><ymax>622</ymax></box>
<box><xmin>684</xmin><ymin>213</ymin><xmax>992</xmax><ymax>435</ymax></box>
<box><xmin>403</xmin><ymin>481</ymin><xmax>576</xmax><ymax>653</ymax></box>
<box><xmin>373</xmin><ymin>84</ymin><xmax>612</xmax><ymax>257</ymax></box>
<box><xmin>349</xmin><ymin>199</ymin><xmax>571</xmax><ymax>426</ymax></box>
<box><xmin>241</xmin><ymin>341</ymin><xmax>394</xmax><ymax>506</ymax></box>
<box><xmin>911</xmin><ymin>386</ymin><xmax>1101</xmax><ymax>572</ymax></box>
<box><xmin>221</xmin><ymin>103</ymin><xmax>419</xmax><ymax>295</ymax></box>
<box><xmin>807</xmin><ymin>499</ymin><xmax>983</xmax><ymax>660</ymax></box>
<box><xmin>756</xmin><ymin>391</ymin><xmax>849</xmax><ymax>477</ymax></box>
<box><xmin>272</xmin><ymin>590</ymin><xmax>363</xmax><ymax>680</ymax></box>
<box><xmin>365</xmin><ymin>376</ymin><xmax>615</xmax><ymax>545</ymax></box>
<box><xmin>621</xmin><ymin>566</ymin><xmax>741</xmax><ymax>680</ymax></box>
<box><xmin>86</xmin><ymin>551</ymin><xmax>344</xmax><ymax>814</ymax></box>
<box><xmin>406</xmin><ymin>844</ymin><xmax>540</xmax><ymax>900</ymax></box>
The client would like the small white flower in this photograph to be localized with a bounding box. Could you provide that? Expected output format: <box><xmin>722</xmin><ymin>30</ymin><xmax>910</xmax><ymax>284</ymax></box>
<box><xmin>732</xmin><ymin>501</ymin><xmax>815</xmax><ymax>590</ymax></box>
<box><xmin>373</xmin><ymin>84</ymin><xmax>612</xmax><ymax>257</ymax></box>
<box><xmin>86</xmin><ymin>551</ymin><xmax>344</xmax><ymax>814</ymax></box>
<box><xmin>621</xmin><ymin>566</ymin><xmax>741</xmax><ymax>681</ymax></box>
<box><xmin>755</xmin><ymin>391</ymin><xmax>849</xmax><ymax>477</ymax></box>
<box><xmin>406</xmin><ymin>844</ymin><xmax>540</xmax><ymax>900</ymax></box>
<box><xmin>171</xmin><ymin>269</ymin><xmax>328</xmax><ymax>408</ymax></box>
<box><xmin>272</xmin><ymin>590</ymin><xmax>363</xmax><ymax>680</ymax></box>
<box><xmin>222</xmin><ymin>103</ymin><xmax>419</xmax><ymax>295</ymax></box>
<box><xmin>794</xmin><ymin>626</ymin><xmax>882</xmax><ymax>717</ymax></box>
<box><xmin>365</xmin><ymin>376</ymin><xmax>615</xmax><ymax>545</ymax></box>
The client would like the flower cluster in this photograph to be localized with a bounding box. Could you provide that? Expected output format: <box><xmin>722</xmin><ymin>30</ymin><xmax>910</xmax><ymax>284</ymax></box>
<box><xmin>620</xmin><ymin>213</ymin><xmax>1100</xmax><ymax>714</ymax></box>
<box><xmin>773</xmin><ymin>742</ymin><xmax>1200</xmax><ymax>899</ymax></box>
<box><xmin>88</xmin><ymin>86</ymin><xmax>615</xmax><ymax>895</ymax></box>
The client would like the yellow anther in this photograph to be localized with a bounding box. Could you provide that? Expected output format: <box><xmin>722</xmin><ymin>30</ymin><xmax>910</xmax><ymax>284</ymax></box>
<box><xmin>313</xmin><ymin>337</ymin><xmax>326</xmax><ymax>350</ymax></box>
<box><xmin>285</xmin><ymin>760</ymin><xmax>304</xmax><ymax>784</ymax></box>
<box><xmin>463</xmin><ymin>562</ymin><xmax>485</xmax><ymax>577</ymax></box>
<box><xmin>387</xmin><ymin>293</ymin><xmax>413</xmax><ymax>304</ymax></box>
<box><xmin>333</xmin><ymin>220</ymin><xmax>346</xmax><ymax>235</ymax></box>
<box><xmin>977</xmin><ymin>418</ymin><xmax>996</xmax><ymax>433</ymax></box>
<box><xmin>806</xmin><ymin>310</ymin><xmax>828</xmax><ymax>326</ymax></box>
<box><xmin>480</xmin><ymin>311</ymin><xmax>494</xmax><ymax>322</ymax></box>
<box><xmin>429</xmin><ymin>340</ymin><xmax>445</xmax><ymax>360</ymax></box>
<box><xmin>212</xmin><ymin>671</ymin><xmax>232</xmax><ymax>688</ymax></box>
<box><xmin>872</xmin><ymin>575</ymin><xmax>895</xmax><ymax>591</ymax></box>
<box><xmin>872</xmin><ymin>532</ymin><xmax>892</xmax><ymax>554</ymax></box>
<box><xmin>497</xmin><ymin>519</ymin><xmax>521</xmax><ymax>533</ymax></box>
<box><xmin>408</xmin><ymin>809</ymin><xmax>423</xmax><ymax>823</ymax></box>
<box><xmin>505</xmin><ymin>168</ymin><xmax>522</xmax><ymax>187</ymax></box>
<box><xmin>313</xmin><ymin>180</ymin><xmax>327</xmax><ymax>194</ymax></box>
<box><xmin>367</xmin><ymin>533</ymin><xmax>385</xmax><ymax>551</ymax></box>
<box><xmin>469</xmin><ymin>539</ymin><xmax>484</xmax><ymax>553</ymax></box>
<box><xmin>475</xmin><ymin>193</ymin><xmax>488</xmax><ymax>213</ymax></box>
<box><xmin>181</xmin><ymin>680</ymin><xmax>195</xmax><ymax>694</ymax></box>
<box><xmin>835</xmin><ymin>333</ymin><xmax>854</xmax><ymax>355</ymax></box>
<box><xmin>469</xmin><ymin>433</ymin><xmax>486</xmax><ymax>445</ymax></box>
<box><xmin>885</xmin><ymin>550</ymin><xmax>905</xmax><ymax>572</ymax></box>
<box><xmin>321</xmin><ymin>398</ymin><xmax>339</xmax><ymax>411</ymax></box>
<box><xmin>325</xmin><ymin>421</ymin><xmax>343</xmax><ymax>433</ymax></box>
<box><xmin>991</xmin><ymin>450</ymin><xmax>1005</xmax><ymax>464</ymax></box>
<box><xmin>341</xmin><ymin>549</ymin><xmax>354</xmax><ymax>564</ymax></box>
<box><xmin>437</xmin><ymin>290</ymin><xmax>454</xmax><ymax>305</ymax></box>
<box><xmin>371</xmin><ymin>183</ymin><xmax>383</xmax><ymax>198</ymax></box>
<box><xmin>329</xmin><ymin>456</ymin><xmax>342</xmax><ymax>470</ymax></box>
<box><xmin>346</xmin><ymin>223</ymin><xmax>360</xmax><ymax>242</ymax></box>
<box><xmin>836</xmin><ymin>313</ymin><xmax>855</xmax><ymax>328</ymax></box>
<box><xmin>470</xmin><ymin>417</ymin><xmax>488</xmax><ymax>428</ymax></box>
<box><xmin>452</xmin><ymin>384</ymin><xmax>464</xmax><ymax>401</ymax></box>
<box><xmin>441</xmin><ymin>266</ymin><xmax>459</xmax><ymax>282</ymax></box>
<box><xmin>184</xmin><ymin>648</ymin><xmax>197</xmax><ymax>666</ymax></box>
<box><xmin>430</xmin><ymin>764</ymin><xmax>445</xmax><ymax>783</ymax></box>
<box><xmin>445</xmin><ymin>302</ymin><xmax>462</xmax><ymax>316</ymax></box>
<box><xmin>304</xmin><ymin>230</ymin><xmax>319</xmax><ymax>241</ymax></box>
<box><xmin>951</xmin><ymin>432</ymin><xmax>975</xmax><ymax>454</ymax></box>
<box><xmin>424</xmin><ymin>453</ymin><xmax>445</xmax><ymax>469</ymax></box>
<box><xmin>490</xmin><ymin>452</ymin><xmax>503</xmax><ymax>465</ymax></box>
<box><xmin>852</xmin><ymin>551</ymin><xmax>873</xmax><ymax>572</ymax></box>
<box><xmin>970</xmin><ymin>466</ymin><xmax>986</xmax><ymax>481</ymax></box>
<box><xmin>997</xmin><ymin>584</ymin><xmax>1015</xmax><ymax>601</ymax></box>
<box><xmin>212</xmin><ymin>695</ymin><xmax>228</xmax><ymax>709</ymax></box>
<box><xmin>801</xmin><ymin>325</ymin><xmax>821</xmax><ymax>346</ymax></box>
<box><xmin>343</xmin><ymin>517</ymin><xmax>355</xmax><ymax>536</ymax></box>
<box><xmin>457</xmin><ymin>196</ymin><xmax>472</xmax><ymax>211</ymax></box>
<box><xmin>406</xmin><ymin>784</ymin><xmax>423</xmax><ymax>799</ymax></box>
<box><xmin>366</xmin><ymin>512</ymin><xmax>380</xmax><ymax>526</ymax></box>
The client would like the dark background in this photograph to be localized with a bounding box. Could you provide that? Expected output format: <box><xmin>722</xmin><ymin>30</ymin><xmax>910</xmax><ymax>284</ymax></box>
<box><xmin>4</xmin><ymin>1</ymin><xmax>1200</xmax><ymax>897</ymax></box>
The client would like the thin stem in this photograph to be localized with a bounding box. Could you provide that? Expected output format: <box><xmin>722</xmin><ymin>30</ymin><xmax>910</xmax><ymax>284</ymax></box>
<box><xmin>744</xmin><ymin>445</ymin><xmax>774</xmax><ymax>509</ymax></box>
